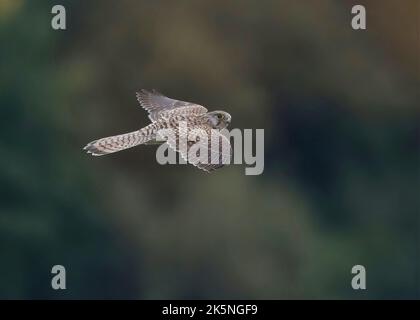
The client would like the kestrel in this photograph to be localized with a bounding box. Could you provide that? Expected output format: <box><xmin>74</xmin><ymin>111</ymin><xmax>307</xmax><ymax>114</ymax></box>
<box><xmin>84</xmin><ymin>89</ymin><xmax>232</xmax><ymax>172</ymax></box>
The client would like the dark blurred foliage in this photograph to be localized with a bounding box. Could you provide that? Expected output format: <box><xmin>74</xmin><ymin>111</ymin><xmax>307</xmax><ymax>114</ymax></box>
<box><xmin>0</xmin><ymin>0</ymin><xmax>418</xmax><ymax>299</ymax></box>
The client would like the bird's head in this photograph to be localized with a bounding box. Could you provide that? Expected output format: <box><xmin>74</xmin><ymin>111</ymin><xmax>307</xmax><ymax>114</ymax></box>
<box><xmin>204</xmin><ymin>111</ymin><xmax>232</xmax><ymax>129</ymax></box>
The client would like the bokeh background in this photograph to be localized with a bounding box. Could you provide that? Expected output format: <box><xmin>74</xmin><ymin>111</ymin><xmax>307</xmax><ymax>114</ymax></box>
<box><xmin>0</xmin><ymin>0</ymin><xmax>418</xmax><ymax>299</ymax></box>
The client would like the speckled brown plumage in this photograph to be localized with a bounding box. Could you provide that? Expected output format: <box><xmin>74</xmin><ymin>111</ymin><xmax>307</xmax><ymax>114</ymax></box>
<box><xmin>84</xmin><ymin>90</ymin><xmax>232</xmax><ymax>172</ymax></box>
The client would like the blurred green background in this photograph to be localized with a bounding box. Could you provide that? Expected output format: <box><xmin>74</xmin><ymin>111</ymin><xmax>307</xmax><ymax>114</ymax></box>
<box><xmin>0</xmin><ymin>0</ymin><xmax>418</xmax><ymax>299</ymax></box>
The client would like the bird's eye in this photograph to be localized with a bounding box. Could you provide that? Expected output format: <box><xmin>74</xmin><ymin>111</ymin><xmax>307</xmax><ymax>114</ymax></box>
<box><xmin>217</xmin><ymin>114</ymin><xmax>222</xmax><ymax>119</ymax></box>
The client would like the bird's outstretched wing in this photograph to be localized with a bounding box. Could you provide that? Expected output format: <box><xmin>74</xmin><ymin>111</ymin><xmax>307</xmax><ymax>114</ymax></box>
<box><xmin>162</xmin><ymin>124</ymin><xmax>232</xmax><ymax>172</ymax></box>
<box><xmin>136</xmin><ymin>89</ymin><xmax>208</xmax><ymax>121</ymax></box>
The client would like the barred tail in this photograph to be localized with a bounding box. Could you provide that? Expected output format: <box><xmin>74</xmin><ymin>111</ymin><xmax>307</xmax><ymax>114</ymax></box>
<box><xmin>83</xmin><ymin>129</ymin><xmax>153</xmax><ymax>156</ymax></box>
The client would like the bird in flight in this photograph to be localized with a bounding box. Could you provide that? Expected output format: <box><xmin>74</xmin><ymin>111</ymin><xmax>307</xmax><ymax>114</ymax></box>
<box><xmin>84</xmin><ymin>89</ymin><xmax>232</xmax><ymax>172</ymax></box>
